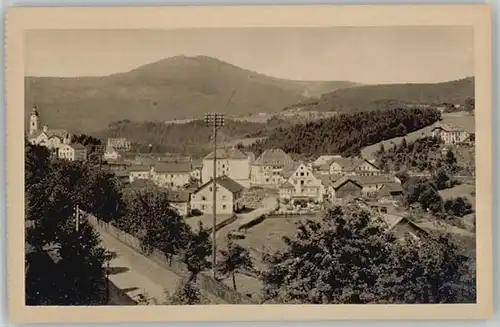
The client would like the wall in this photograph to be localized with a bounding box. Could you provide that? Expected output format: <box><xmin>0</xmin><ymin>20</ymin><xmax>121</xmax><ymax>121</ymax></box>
<box><xmin>152</xmin><ymin>171</ymin><xmax>190</xmax><ymax>189</ymax></box>
<box><xmin>191</xmin><ymin>185</ymin><xmax>235</xmax><ymax>215</ymax></box>
<box><xmin>86</xmin><ymin>214</ymin><xmax>254</xmax><ymax>304</ymax></box>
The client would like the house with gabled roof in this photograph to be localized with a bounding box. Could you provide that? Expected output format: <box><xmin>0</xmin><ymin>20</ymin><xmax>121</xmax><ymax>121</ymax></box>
<box><xmin>351</xmin><ymin>174</ymin><xmax>401</xmax><ymax>196</ymax></box>
<box><xmin>57</xmin><ymin>142</ymin><xmax>88</xmax><ymax>161</ymax></box>
<box><xmin>166</xmin><ymin>190</ymin><xmax>191</xmax><ymax>217</ymax></box>
<box><xmin>329</xmin><ymin>176</ymin><xmax>363</xmax><ymax>200</ymax></box>
<box><xmin>322</xmin><ymin>157</ymin><xmax>382</xmax><ymax>177</ymax></box>
<box><xmin>151</xmin><ymin>162</ymin><xmax>192</xmax><ymax>189</ymax></box>
<box><xmin>278</xmin><ymin>162</ymin><xmax>324</xmax><ymax>202</ymax></box>
<box><xmin>251</xmin><ymin>148</ymin><xmax>294</xmax><ymax>187</ymax></box>
<box><xmin>431</xmin><ymin>123</ymin><xmax>473</xmax><ymax>145</ymax></box>
<box><xmin>190</xmin><ymin>176</ymin><xmax>245</xmax><ymax>215</ymax></box>
<box><xmin>128</xmin><ymin>164</ymin><xmax>152</xmax><ymax>184</ymax></box>
<box><xmin>201</xmin><ymin>147</ymin><xmax>253</xmax><ymax>188</ymax></box>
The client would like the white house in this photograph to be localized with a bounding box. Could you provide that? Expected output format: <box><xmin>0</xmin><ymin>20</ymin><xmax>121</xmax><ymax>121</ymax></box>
<box><xmin>250</xmin><ymin>148</ymin><xmax>294</xmax><ymax>187</ymax></box>
<box><xmin>128</xmin><ymin>165</ymin><xmax>152</xmax><ymax>184</ymax></box>
<box><xmin>57</xmin><ymin>143</ymin><xmax>88</xmax><ymax>161</ymax></box>
<box><xmin>189</xmin><ymin>159</ymin><xmax>203</xmax><ymax>181</ymax></box>
<box><xmin>166</xmin><ymin>190</ymin><xmax>191</xmax><ymax>217</ymax></box>
<box><xmin>190</xmin><ymin>176</ymin><xmax>244</xmax><ymax>215</ymax></box>
<box><xmin>432</xmin><ymin>123</ymin><xmax>472</xmax><ymax>145</ymax></box>
<box><xmin>103</xmin><ymin>143</ymin><xmax>124</xmax><ymax>161</ymax></box>
<box><xmin>151</xmin><ymin>162</ymin><xmax>192</xmax><ymax>189</ymax></box>
<box><xmin>107</xmin><ymin>137</ymin><xmax>131</xmax><ymax>152</ymax></box>
<box><xmin>278</xmin><ymin>162</ymin><xmax>324</xmax><ymax>202</ymax></box>
<box><xmin>321</xmin><ymin>157</ymin><xmax>382</xmax><ymax>176</ymax></box>
<box><xmin>201</xmin><ymin>148</ymin><xmax>253</xmax><ymax>188</ymax></box>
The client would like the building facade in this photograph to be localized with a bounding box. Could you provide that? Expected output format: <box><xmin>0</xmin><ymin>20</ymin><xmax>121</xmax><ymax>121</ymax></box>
<box><xmin>190</xmin><ymin>176</ymin><xmax>244</xmax><ymax>215</ymax></box>
<box><xmin>278</xmin><ymin>162</ymin><xmax>324</xmax><ymax>202</ymax></box>
<box><xmin>58</xmin><ymin>143</ymin><xmax>88</xmax><ymax>161</ymax></box>
<box><xmin>201</xmin><ymin>148</ymin><xmax>253</xmax><ymax>188</ymax></box>
<box><xmin>250</xmin><ymin>148</ymin><xmax>294</xmax><ymax>187</ymax></box>
<box><xmin>432</xmin><ymin>123</ymin><xmax>472</xmax><ymax>145</ymax></box>
<box><xmin>151</xmin><ymin>162</ymin><xmax>192</xmax><ymax>189</ymax></box>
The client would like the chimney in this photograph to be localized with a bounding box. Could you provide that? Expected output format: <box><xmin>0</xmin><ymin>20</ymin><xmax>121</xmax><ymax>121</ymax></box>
<box><xmin>43</xmin><ymin>125</ymin><xmax>48</xmax><ymax>133</ymax></box>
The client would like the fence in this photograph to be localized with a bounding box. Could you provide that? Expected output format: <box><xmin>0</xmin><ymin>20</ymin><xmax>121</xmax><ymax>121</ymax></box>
<box><xmin>86</xmin><ymin>214</ymin><xmax>255</xmax><ymax>304</ymax></box>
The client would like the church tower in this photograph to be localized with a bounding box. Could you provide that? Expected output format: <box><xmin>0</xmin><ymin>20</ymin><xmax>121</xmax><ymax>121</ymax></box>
<box><xmin>29</xmin><ymin>106</ymin><xmax>40</xmax><ymax>135</ymax></box>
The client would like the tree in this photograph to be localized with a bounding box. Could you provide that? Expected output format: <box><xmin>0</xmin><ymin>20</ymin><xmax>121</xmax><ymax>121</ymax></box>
<box><xmin>179</xmin><ymin>222</ymin><xmax>212</xmax><ymax>283</ymax></box>
<box><xmin>217</xmin><ymin>241</ymin><xmax>253</xmax><ymax>291</ymax></box>
<box><xmin>405</xmin><ymin>178</ymin><xmax>443</xmax><ymax>213</ymax></box>
<box><xmin>25</xmin><ymin>143</ymin><xmax>115</xmax><ymax>305</ymax></box>
<box><xmin>443</xmin><ymin>197</ymin><xmax>474</xmax><ymax>217</ymax></box>
<box><xmin>261</xmin><ymin>205</ymin><xmax>475</xmax><ymax>304</ymax></box>
<box><xmin>465</xmin><ymin>97</ymin><xmax>475</xmax><ymax>113</ymax></box>
<box><xmin>165</xmin><ymin>280</ymin><xmax>208</xmax><ymax>305</ymax></box>
<box><xmin>121</xmin><ymin>186</ymin><xmax>192</xmax><ymax>259</ymax></box>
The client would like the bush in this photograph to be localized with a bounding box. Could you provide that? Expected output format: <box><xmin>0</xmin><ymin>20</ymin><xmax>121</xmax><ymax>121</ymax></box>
<box><xmin>190</xmin><ymin>208</ymin><xmax>203</xmax><ymax>216</ymax></box>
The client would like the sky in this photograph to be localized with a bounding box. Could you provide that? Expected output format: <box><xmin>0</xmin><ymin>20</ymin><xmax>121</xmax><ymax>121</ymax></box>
<box><xmin>25</xmin><ymin>26</ymin><xmax>474</xmax><ymax>84</ymax></box>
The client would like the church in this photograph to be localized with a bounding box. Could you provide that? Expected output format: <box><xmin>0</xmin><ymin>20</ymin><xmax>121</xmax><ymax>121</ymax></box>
<box><xmin>27</xmin><ymin>106</ymin><xmax>87</xmax><ymax>161</ymax></box>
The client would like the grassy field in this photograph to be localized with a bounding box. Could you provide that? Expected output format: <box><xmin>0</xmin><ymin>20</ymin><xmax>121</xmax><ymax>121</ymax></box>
<box><xmin>439</xmin><ymin>182</ymin><xmax>476</xmax><ymax>210</ymax></box>
<box><xmin>362</xmin><ymin>112</ymin><xmax>475</xmax><ymax>159</ymax></box>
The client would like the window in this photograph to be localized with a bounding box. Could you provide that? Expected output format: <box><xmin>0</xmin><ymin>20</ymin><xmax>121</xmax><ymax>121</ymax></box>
<box><xmin>296</xmin><ymin>172</ymin><xmax>298</xmax><ymax>176</ymax></box>
<box><xmin>209</xmin><ymin>187</ymin><xmax>212</xmax><ymax>192</ymax></box>
<box><xmin>301</xmin><ymin>180</ymin><xmax>304</xmax><ymax>185</ymax></box>
<box><xmin>300</xmin><ymin>172</ymin><xmax>304</xmax><ymax>176</ymax></box>
<box><xmin>202</xmin><ymin>196</ymin><xmax>206</xmax><ymax>201</ymax></box>
<box><xmin>222</xmin><ymin>164</ymin><xmax>225</xmax><ymax>168</ymax></box>
<box><xmin>201</xmin><ymin>204</ymin><xmax>206</xmax><ymax>210</ymax></box>
<box><xmin>222</xmin><ymin>205</ymin><xmax>227</xmax><ymax>209</ymax></box>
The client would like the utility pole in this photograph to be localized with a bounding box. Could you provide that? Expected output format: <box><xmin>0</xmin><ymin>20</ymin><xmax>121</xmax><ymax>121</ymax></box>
<box><xmin>204</xmin><ymin>113</ymin><xmax>225</xmax><ymax>278</ymax></box>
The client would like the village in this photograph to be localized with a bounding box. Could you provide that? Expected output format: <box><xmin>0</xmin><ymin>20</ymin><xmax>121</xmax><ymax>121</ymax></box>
<box><xmin>26</xmin><ymin>105</ymin><xmax>476</xmax><ymax>246</ymax></box>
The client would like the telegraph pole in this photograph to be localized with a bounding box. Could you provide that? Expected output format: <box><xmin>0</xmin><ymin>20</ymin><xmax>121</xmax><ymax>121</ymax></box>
<box><xmin>204</xmin><ymin>113</ymin><xmax>225</xmax><ymax>278</ymax></box>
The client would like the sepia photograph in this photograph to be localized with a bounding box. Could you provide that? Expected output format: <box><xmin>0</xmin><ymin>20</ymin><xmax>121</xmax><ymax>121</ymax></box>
<box><xmin>6</xmin><ymin>4</ymin><xmax>493</xmax><ymax>323</ymax></box>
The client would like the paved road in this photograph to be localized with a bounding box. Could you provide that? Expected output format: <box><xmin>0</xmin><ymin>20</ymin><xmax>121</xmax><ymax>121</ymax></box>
<box><xmin>100</xmin><ymin>232</ymin><xmax>180</xmax><ymax>304</ymax></box>
<box><xmin>100</xmin><ymin>230</ymin><xmax>228</xmax><ymax>304</ymax></box>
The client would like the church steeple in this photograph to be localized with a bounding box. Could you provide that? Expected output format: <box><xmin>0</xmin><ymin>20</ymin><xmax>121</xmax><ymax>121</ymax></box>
<box><xmin>29</xmin><ymin>106</ymin><xmax>40</xmax><ymax>135</ymax></box>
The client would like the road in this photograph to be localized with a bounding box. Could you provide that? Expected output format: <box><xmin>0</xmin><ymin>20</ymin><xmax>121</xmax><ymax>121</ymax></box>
<box><xmin>99</xmin><ymin>230</ymin><xmax>228</xmax><ymax>304</ymax></box>
<box><xmin>100</xmin><ymin>232</ymin><xmax>180</xmax><ymax>304</ymax></box>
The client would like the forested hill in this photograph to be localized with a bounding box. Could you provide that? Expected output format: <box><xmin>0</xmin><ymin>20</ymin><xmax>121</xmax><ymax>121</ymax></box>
<box><xmin>312</xmin><ymin>77</ymin><xmax>474</xmax><ymax>113</ymax></box>
<box><xmin>248</xmin><ymin>107</ymin><xmax>442</xmax><ymax>158</ymax></box>
<box><xmin>98</xmin><ymin>118</ymin><xmax>290</xmax><ymax>157</ymax></box>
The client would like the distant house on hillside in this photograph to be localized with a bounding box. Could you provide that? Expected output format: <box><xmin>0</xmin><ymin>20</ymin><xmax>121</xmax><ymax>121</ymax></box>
<box><xmin>312</xmin><ymin>155</ymin><xmax>342</xmax><ymax>168</ymax></box>
<box><xmin>190</xmin><ymin>176</ymin><xmax>244</xmax><ymax>215</ymax></box>
<box><xmin>151</xmin><ymin>162</ymin><xmax>192</xmax><ymax>189</ymax></box>
<box><xmin>202</xmin><ymin>147</ymin><xmax>253</xmax><ymax>188</ymax></box>
<box><xmin>251</xmin><ymin>148</ymin><xmax>294</xmax><ymax>187</ymax></box>
<box><xmin>431</xmin><ymin>123</ymin><xmax>472</xmax><ymax>145</ymax></box>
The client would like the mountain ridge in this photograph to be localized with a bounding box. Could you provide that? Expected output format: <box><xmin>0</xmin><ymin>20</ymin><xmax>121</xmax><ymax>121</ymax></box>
<box><xmin>25</xmin><ymin>55</ymin><xmax>359</xmax><ymax>132</ymax></box>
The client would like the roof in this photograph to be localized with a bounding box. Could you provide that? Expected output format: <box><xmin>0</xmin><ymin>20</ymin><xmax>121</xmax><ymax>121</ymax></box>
<box><xmin>194</xmin><ymin>176</ymin><xmax>244</xmax><ymax>194</ymax></box>
<box><xmin>204</xmin><ymin>148</ymin><xmax>248</xmax><ymax>160</ymax></box>
<box><xmin>166</xmin><ymin>190</ymin><xmax>191</xmax><ymax>203</ymax></box>
<box><xmin>129</xmin><ymin>164</ymin><xmax>151</xmax><ymax>172</ymax></box>
<box><xmin>432</xmin><ymin>123</ymin><xmax>473</xmax><ymax>134</ymax></box>
<box><xmin>318</xmin><ymin>175</ymin><xmax>337</xmax><ymax>187</ymax></box>
<box><xmin>331</xmin><ymin>176</ymin><xmax>363</xmax><ymax>190</ymax></box>
<box><xmin>379</xmin><ymin>182</ymin><xmax>404</xmax><ymax>196</ymax></box>
<box><xmin>68</xmin><ymin>143</ymin><xmax>86</xmax><ymax>150</ymax></box>
<box><xmin>281</xmin><ymin>162</ymin><xmax>303</xmax><ymax>179</ymax></box>
<box><xmin>352</xmin><ymin>174</ymin><xmax>396</xmax><ymax>185</ymax></box>
<box><xmin>191</xmin><ymin>159</ymin><xmax>203</xmax><ymax>169</ymax></box>
<box><xmin>254</xmin><ymin>148</ymin><xmax>293</xmax><ymax>166</ymax></box>
<box><xmin>313</xmin><ymin>155</ymin><xmax>342</xmax><ymax>167</ymax></box>
<box><xmin>279</xmin><ymin>181</ymin><xmax>295</xmax><ymax>189</ymax></box>
<box><xmin>47</xmin><ymin>129</ymin><xmax>69</xmax><ymax>139</ymax></box>
<box><xmin>153</xmin><ymin>162</ymin><xmax>192</xmax><ymax>173</ymax></box>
